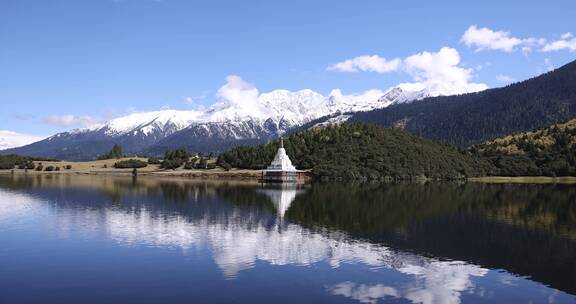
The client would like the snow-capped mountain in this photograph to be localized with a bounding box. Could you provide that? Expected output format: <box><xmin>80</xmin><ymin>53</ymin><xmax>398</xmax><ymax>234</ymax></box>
<box><xmin>2</xmin><ymin>85</ymin><xmax>433</xmax><ymax>160</ymax></box>
<box><xmin>378</xmin><ymin>83</ymin><xmax>440</xmax><ymax>106</ymax></box>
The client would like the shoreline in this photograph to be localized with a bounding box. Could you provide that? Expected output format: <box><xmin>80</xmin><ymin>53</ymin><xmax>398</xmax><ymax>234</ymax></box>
<box><xmin>2</xmin><ymin>158</ymin><xmax>575</xmax><ymax>184</ymax></box>
<box><xmin>0</xmin><ymin>158</ymin><xmax>267</xmax><ymax>181</ymax></box>
<box><xmin>2</xmin><ymin>169</ymin><xmax>576</xmax><ymax>184</ymax></box>
<box><xmin>0</xmin><ymin>168</ymin><xmax>266</xmax><ymax>180</ymax></box>
<box><xmin>467</xmin><ymin>176</ymin><xmax>576</xmax><ymax>184</ymax></box>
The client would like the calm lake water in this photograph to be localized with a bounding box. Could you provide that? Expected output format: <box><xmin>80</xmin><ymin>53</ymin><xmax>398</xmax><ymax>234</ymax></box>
<box><xmin>0</xmin><ymin>175</ymin><xmax>575</xmax><ymax>304</ymax></box>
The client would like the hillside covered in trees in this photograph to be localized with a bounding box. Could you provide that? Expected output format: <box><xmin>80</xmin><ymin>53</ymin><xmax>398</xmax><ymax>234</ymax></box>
<box><xmin>349</xmin><ymin>59</ymin><xmax>576</xmax><ymax>147</ymax></box>
<box><xmin>471</xmin><ymin>118</ymin><xmax>576</xmax><ymax>176</ymax></box>
<box><xmin>218</xmin><ymin>123</ymin><xmax>493</xmax><ymax>180</ymax></box>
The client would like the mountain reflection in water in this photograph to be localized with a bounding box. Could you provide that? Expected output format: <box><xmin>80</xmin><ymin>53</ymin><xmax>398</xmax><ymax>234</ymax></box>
<box><xmin>0</xmin><ymin>175</ymin><xmax>574</xmax><ymax>304</ymax></box>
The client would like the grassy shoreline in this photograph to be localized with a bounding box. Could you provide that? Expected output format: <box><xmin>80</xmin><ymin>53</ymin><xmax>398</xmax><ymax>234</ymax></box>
<box><xmin>0</xmin><ymin>158</ymin><xmax>265</xmax><ymax>180</ymax></box>
<box><xmin>2</xmin><ymin>158</ymin><xmax>575</xmax><ymax>183</ymax></box>
<box><xmin>468</xmin><ymin>176</ymin><xmax>576</xmax><ymax>184</ymax></box>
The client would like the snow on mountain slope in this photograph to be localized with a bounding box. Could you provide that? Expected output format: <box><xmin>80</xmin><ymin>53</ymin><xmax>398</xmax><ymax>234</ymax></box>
<box><xmin>0</xmin><ymin>131</ymin><xmax>45</xmax><ymax>150</ymax></box>
<box><xmin>3</xmin><ymin>83</ymin><xmax>437</xmax><ymax>160</ymax></box>
<box><xmin>77</xmin><ymin>110</ymin><xmax>201</xmax><ymax>137</ymax></box>
<box><xmin>378</xmin><ymin>83</ymin><xmax>438</xmax><ymax>106</ymax></box>
<box><xmin>79</xmin><ymin>84</ymin><xmax>431</xmax><ymax>138</ymax></box>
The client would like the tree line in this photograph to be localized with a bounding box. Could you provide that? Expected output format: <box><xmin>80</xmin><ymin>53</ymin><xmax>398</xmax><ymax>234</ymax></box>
<box><xmin>218</xmin><ymin>123</ymin><xmax>493</xmax><ymax>180</ymax></box>
<box><xmin>471</xmin><ymin>118</ymin><xmax>576</xmax><ymax>176</ymax></box>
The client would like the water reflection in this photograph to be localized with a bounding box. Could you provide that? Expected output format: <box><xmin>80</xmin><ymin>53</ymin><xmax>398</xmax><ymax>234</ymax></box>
<box><xmin>0</xmin><ymin>175</ymin><xmax>575</xmax><ymax>303</ymax></box>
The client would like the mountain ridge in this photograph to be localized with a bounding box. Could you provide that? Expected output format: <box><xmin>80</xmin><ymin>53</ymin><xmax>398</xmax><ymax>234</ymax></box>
<box><xmin>2</xmin><ymin>84</ymin><xmax>434</xmax><ymax>160</ymax></box>
<box><xmin>347</xmin><ymin>59</ymin><xmax>576</xmax><ymax>147</ymax></box>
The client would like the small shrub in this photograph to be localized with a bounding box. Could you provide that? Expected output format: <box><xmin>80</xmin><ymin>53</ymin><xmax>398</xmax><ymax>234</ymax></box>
<box><xmin>64</xmin><ymin>165</ymin><xmax>72</xmax><ymax>170</ymax></box>
<box><xmin>219</xmin><ymin>160</ymin><xmax>232</xmax><ymax>171</ymax></box>
<box><xmin>195</xmin><ymin>158</ymin><xmax>208</xmax><ymax>169</ymax></box>
<box><xmin>161</xmin><ymin>158</ymin><xmax>184</xmax><ymax>170</ymax></box>
<box><xmin>183</xmin><ymin>157</ymin><xmax>199</xmax><ymax>170</ymax></box>
<box><xmin>147</xmin><ymin>157</ymin><xmax>161</xmax><ymax>165</ymax></box>
<box><xmin>0</xmin><ymin>162</ymin><xmax>14</xmax><ymax>170</ymax></box>
<box><xmin>55</xmin><ymin>167</ymin><xmax>60</xmax><ymax>171</ymax></box>
<box><xmin>102</xmin><ymin>164</ymin><xmax>108</xmax><ymax>168</ymax></box>
<box><xmin>184</xmin><ymin>161</ymin><xmax>195</xmax><ymax>170</ymax></box>
<box><xmin>44</xmin><ymin>166</ymin><xmax>55</xmax><ymax>172</ymax></box>
<box><xmin>113</xmin><ymin>159</ymin><xmax>148</xmax><ymax>169</ymax></box>
<box><xmin>35</xmin><ymin>164</ymin><xmax>44</xmax><ymax>171</ymax></box>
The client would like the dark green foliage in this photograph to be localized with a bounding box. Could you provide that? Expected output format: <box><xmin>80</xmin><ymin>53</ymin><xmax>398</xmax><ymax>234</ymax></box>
<box><xmin>164</xmin><ymin>149</ymin><xmax>191</xmax><ymax>161</ymax></box>
<box><xmin>35</xmin><ymin>164</ymin><xmax>43</xmax><ymax>171</ymax></box>
<box><xmin>17</xmin><ymin>161</ymin><xmax>35</xmax><ymax>170</ymax></box>
<box><xmin>218</xmin><ymin>124</ymin><xmax>493</xmax><ymax>180</ymax></box>
<box><xmin>44</xmin><ymin>166</ymin><xmax>55</xmax><ymax>172</ymax></box>
<box><xmin>197</xmin><ymin>157</ymin><xmax>208</xmax><ymax>169</ymax></box>
<box><xmin>160</xmin><ymin>149</ymin><xmax>191</xmax><ymax>170</ymax></box>
<box><xmin>219</xmin><ymin>160</ymin><xmax>232</xmax><ymax>171</ymax></box>
<box><xmin>147</xmin><ymin>157</ymin><xmax>161</xmax><ymax>165</ymax></box>
<box><xmin>55</xmin><ymin>167</ymin><xmax>60</xmax><ymax>171</ymax></box>
<box><xmin>113</xmin><ymin>159</ymin><xmax>148</xmax><ymax>169</ymax></box>
<box><xmin>161</xmin><ymin>159</ymin><xmax>184</xmax><ymax>170</ymax></box>
<box><xmin>64</xmin><ymin>165</ymin><xmax>72</xmax><ymax>170</ymax></box>
<box><xmin>473</xmin><ymin>119</ymin><xmax>576</xmax><ymax>176</ymax></box>
<box><xmin>183</xmin><ymin>157</ymin><xmax>198</xmax><ymax>170</ymax></box>
<box><xmin>98</xmin><ymin>144</ymin><xmax>124</xmax><ymax>160</ymax></box>
<box><xmin>0</xmin><ymin>155</ymin><xmax>56</xmax><ymax>170</ymax></box>
<box><xmin>350</xmin><ymin>60</ymin><xmax>576</xmax><ymax>147</ymax></box>
<box><xmin>0</xmin><ymin>162</ymin><xmax>14</xmax><ymax>170</ymax></box>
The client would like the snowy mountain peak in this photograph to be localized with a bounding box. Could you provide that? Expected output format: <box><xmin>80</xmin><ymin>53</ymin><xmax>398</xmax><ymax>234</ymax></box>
<box><xmin>100</xmin><ymin>110</ymin><xmax>203</xmax><ymax>136</ymax></box>
<box><xmin>378</xmin><ymin>84</ymin><xmax>434</xmax><ymax>106</ymax></box>
<box><xmin>4</xmin><ymin>83</ymin><xmax>443</xmax><ymax>159</ymax></box>
<box><xmin>66</xmin><ymin>84</ymin><xmax>437</xmax><ymax>140</ymax></box>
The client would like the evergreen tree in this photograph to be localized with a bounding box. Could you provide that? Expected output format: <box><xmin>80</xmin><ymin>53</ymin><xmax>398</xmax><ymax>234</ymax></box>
<box><xmin>97</xmin><ymin>144</ymin><xmax>124</xmax><ymax>160</ymax></box>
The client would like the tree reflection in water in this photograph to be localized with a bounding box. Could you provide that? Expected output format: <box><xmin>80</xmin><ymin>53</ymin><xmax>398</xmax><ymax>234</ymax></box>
<box><xmin>0</xmin><ymin>175</ymin><xmax>575</xmax><ymax>303</ymax></box>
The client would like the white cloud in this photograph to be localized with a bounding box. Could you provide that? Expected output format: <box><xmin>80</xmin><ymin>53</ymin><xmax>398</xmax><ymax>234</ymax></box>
<box><xmin>460</xmin><ymin>25</ymin><xmax>545</xmax><ymax>53</ymax></box>
<box><xmin>0</xmin><ymin>130</ymin><xmax>46</xmax><ymax>150</ymax></box>
<box><xmin>328</xmin><ymin>55</ymin><xmax>401</xmax><ymax>73</ymax></box>
<box><xmin>542</xmin><ymin>32</ymin><xmax>576</xmax><ymax>52</ymax></box>
<box><xmin>403</xmin><ymin>47</ymin><xmax>488</xmax><ymax>95</ymax></box>
<box><xmin>461</xmin><ymin>26</ymin><xmax>576</xmax><ymax>53</ymax></box>
<box><xmin>496</xmin><ymin>74</ymin><xmax>516</xmax><ymax>84</ymax></box>
<box><xmin>213</xmin><ymin>75</ymin><xmax>269</xmax><ymax>118</ymax></box>
<box><xmin>328</xmin><ymin>47</ymin><xmax>487</xmax><ymax>96</ymax></box>
<box><xmin>216</xmin><ymin>75</ymin><xmax>260</xmax><ymax>106</ymax></box>
<box><xmin>43</xmin><ymin>115</ymin><xmax>100</xmax><ymax>128</ymax></box>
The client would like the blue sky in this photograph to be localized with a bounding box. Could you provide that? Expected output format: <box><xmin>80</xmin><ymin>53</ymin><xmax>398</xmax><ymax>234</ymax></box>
<box><xmin>1</xmin><ymin>0</ymin><xmax>575</xmax><ymax>136</ymax></box>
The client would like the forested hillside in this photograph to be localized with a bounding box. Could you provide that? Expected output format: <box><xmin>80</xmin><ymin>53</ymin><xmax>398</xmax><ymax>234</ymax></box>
<box><xmin>349</xmin><ymin>59</ymin><xmax>576</xmax><ymax>147</ymax></box>
<box><xmin>218</xmin><ymin>124</ymin><xmax>493</xmax><ymax>180</ymax></box>
<box><xmin>471</xmin><ymin>119</ymin><xmax>576</xmax><ymax>176</ymax></box>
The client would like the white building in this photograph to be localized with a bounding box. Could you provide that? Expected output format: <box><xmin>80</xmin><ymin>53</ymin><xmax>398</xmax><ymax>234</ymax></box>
<box><xmin>262</xmin><ymin>138</ymin><xmax>305</xmax><ymax>182</ymax></box>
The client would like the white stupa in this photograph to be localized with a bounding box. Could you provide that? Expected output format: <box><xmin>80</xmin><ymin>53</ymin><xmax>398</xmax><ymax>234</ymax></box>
<box><xmin>263</xmin><ymin>137</ymin><xmax>303</xmax><ymax>182</ymax></box>
<box><xmin>266</xmin><ymin>137</ymin><xmax>297</xmax><ymax>172</ymax></box>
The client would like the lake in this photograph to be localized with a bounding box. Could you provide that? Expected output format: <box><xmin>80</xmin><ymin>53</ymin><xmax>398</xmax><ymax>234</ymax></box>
<box><xmin>0</xmin><ymin>175</ymin><xmax>575</xmax><ymax>303</ymax></box>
